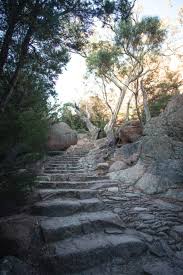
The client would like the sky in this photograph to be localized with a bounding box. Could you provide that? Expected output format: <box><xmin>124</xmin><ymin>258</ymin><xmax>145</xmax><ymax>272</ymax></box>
<box><xmin>55</xmin><ymin>0</ymin><xmax>183</xmax><ymax>104</ymax></box>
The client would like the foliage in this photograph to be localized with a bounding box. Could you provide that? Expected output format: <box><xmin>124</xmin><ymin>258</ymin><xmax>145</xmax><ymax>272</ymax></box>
<box><xmin>87</xmin><ymin>17</ymin><xmax>166</xmax><ymax>79</ymax></box>
<box><xmin>80</xmin><ymin>96</ymin><xmax>110</xmax><ymax>130</ymax></box>
<box><xmin>0</xmin><ymin>169</ymin><xmax>36</xmax><ymax>206</ymax></box>
<box><xmin>144</xmin><ymin>68</ymin><xmax>183</xmax><ymax>98</ymax></box>
<box><xmin>132</xmin><ymin>66</ymin><xmax>182</xmax><ymax>121</ymax></box>
<box><xmin>58</xmin><ymin>97</ymin><xmax>110</xmax><ymax>133</ymax></box>
<box><xmin>58</xmin><ymin>102</ymin><xmax>87</xmax><ymax>131</ymax></box>
<box><xmin>86</xmin><ymin>15</ymin><xmax>167</xmax><ymax>131</ymax></box>
<box><xmin>115</xmin><ymin>16</ymin><xmax>166</xmax><ymax>54</ymax></box>
<box><xmin>148</xmin><ymin>94</ymin><xmax>173</xmax><ymax>117</ymax></box>
<box><xmin>143</xmin><ymin>67</ymin><xmax>182</xmax><ymax>117</ymax></box>
<box><xmin>87</xmin><ymin>43</ymin><xmax>119</xmax><ymax>76</ymax></box>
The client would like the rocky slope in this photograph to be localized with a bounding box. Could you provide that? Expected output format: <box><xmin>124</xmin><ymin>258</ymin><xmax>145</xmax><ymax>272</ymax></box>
<box><xmin>0</xmin><ymin>140</ymin><xmax>183</xmax><ymax>274</ymax></box>
<box><xmin>109</xmin><ymin>95</ymin><xmax>183</xmax><ymax>199</ymax></box>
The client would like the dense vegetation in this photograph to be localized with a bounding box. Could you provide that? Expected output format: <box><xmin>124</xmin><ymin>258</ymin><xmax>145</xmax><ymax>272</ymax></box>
<box><xmin>0</xmin><ymin>0</ymin><xmax>134</xmax><ymax>205</ymax></box>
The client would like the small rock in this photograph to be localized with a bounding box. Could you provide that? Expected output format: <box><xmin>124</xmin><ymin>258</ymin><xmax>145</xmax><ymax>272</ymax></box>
<box><xmin>108</xmin><ymin>196</ymin><xmax>127</xmax><ymax>201</ymax></box>
<box><xmin>138</xmin><ymin>214</ymin><xmax>155</xmax><ymax>220</ymax></box>
<box><xmin>125</xmin><ymin>193</ymin><xmax>140</xmax><ymax>198</ymax></box>
<box><xmin>107</xmin><ymin>187</ymin><xmax>119</xmax><ymax>192</ymax></box>
<box><xmin>133</xmin><ymin>207</ymin><xmax>147</xmax><ymax>212</ymax></box>
<box><xmin>104</xmin><ymin>228</ymin><xmax>124</xmax><ymax>234</ymax></box>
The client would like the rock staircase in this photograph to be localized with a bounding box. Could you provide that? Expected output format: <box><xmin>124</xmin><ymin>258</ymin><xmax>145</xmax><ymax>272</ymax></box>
<box><xmin>33</xmin><ymin>148</ymin><xmax>147</xmax><ymax>274</ymax></box>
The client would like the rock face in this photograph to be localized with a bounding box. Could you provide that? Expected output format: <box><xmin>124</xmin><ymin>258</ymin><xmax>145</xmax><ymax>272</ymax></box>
<box><xmin>117</xmin><ymin>120</ymin><xmax>143</xmax><ymax>144</ymax></box>
<box><xmin>109</xmin><ymin>95</ymin><xmax>183</xmax><ymax>197</ymax></box>
<box><xmin>47</xmin><ymin>122</ymin><xmax>78</xmax><ymax>151</ymax></box>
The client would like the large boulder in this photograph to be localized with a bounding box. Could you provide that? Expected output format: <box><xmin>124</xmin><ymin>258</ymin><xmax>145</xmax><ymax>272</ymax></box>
<box><xmin>109</xmin><ymin>95</ymin><xmax>183</xmax><ymax>198</ymax></box>
<box><xmin>117</xmin><ymin>120</ymin><xmax>143</xmax><ymax>145</ymax></box>
<box><xmin>47</xmin><ymin>122</ymin><xmax>77</xmax><ymax>151</ymax></box>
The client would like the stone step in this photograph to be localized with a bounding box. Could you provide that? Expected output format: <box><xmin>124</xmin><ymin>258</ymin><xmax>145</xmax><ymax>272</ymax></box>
<box><xmin>45</xmin><ymin>166</ymin><xmax>82</xmax><ymax>170</ymax></box>
<box><xmin>45</xmin><ymin>161</ymin><xmax>82</xmax><ymax>164</ymax></box>
<box><xmin>40</xmin><ymin>211</ymin><xmax>123</xmax><ymax>243</ymax></box>
<box><xmin>36</xmin><ymin>180</ymin><xmax>119</xmax><ymax>190</ymax></box>
<box><xmin>38</xmin><ymin>188</ymin><xmax>99</xmax><ymax>200</ymax></box>
<box><xmin>46</xmin><ymin>162</ymin><xmax>81</xmax><ymax>166</ymax></box>
<box><xmin>44</xmin><ymin>165</ymin><xmax>82</xmax><ymax>169</ymax></box>
<box><xmin>49</xmin><ymin>174</ymin><xmax>108</xmax><ymax>181</ymax></box>
<box><xmin>45</xmin><ymin>163</ymin><xmax>82</xmax><ymax>167</ymax></box>
<box><xmin>45</xmin><ymin>164</ymin><xmax>81</xmax><ymax>168</ymax></box>
<box><xmin>46</xmin><ymin>162</ymin><xmax>81</xmax><ymax>165</ymax></box>
<box><xmin>48</xmin><ymin>157</ymin><xmax>82</xmax><ymax>161</ymax></box>
<box><xmin>46</xmin><ymin>157</ymin><xmax>83</xmax><ymax>161</ymax></box>
<box><xmin>90</xmin><ymin>181</ymin><xmax>119</xmax><ymax>190</ymax></box>
<box><xmin>31</xmin><ymin>198</ymin><xmax>103</xmax><ymax>217</ymax></box>
<box><xmin>43</xmin><ymin>169</ymin><xmax>86</xmax><ymax>174</ymax></box>
<box><xmin>41</xmin><ymin>174</ymin><xmax>96</xmax><ymax>181</ymax></box>
<box><xmin>42</xmin><ymin>233</ymin><xmax>146</xmax><ymax>273</ymax></box>
<box><xmin>37</xmin><ymin>174</ymin><xmax>109</xmax><ymax>182</ymax></box>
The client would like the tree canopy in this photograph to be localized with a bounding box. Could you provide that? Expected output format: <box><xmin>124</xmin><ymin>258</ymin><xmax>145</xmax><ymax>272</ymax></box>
<box><xmin>87</xmin><ymin>15</ymin><xmax>167</xmax><ymax>132</ymax></box>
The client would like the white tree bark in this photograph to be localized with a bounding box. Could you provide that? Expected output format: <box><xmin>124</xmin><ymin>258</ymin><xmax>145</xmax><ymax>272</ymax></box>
<box><xmin>104</xmin><ymin>76</ymin><xmax>132</xmax><ymax>136</ymax></box>
<box><xmin>74</xmin><ymin>106</ymin><xmax>100</xmax><ymax>140</ymax></box>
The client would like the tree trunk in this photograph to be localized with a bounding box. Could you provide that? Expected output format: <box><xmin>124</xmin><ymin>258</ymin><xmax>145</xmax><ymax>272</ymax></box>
<box><xmin>125</xmin><ymin>93</ymin><xmax>133</xmax><ymax>122</ymax></box>
<box><xmin>0</xmin><ymin>1</ymin><xmax>26</xmax><ymax>79</ymax></box>
<box><xmin>135</xmin><ymin>93</ymin><xmax>143</xmax><ymax>126</ymax></box>
<box><xmin>75</xmin><ymin>107</ymin><xmax>100</xmax><ymax>140</ymax></box>
<box><xmin>0</xmin><ymin>27</ymin><xmax>33</xmax><ymax>112</ymax></box>
<box><xmin>104</xmin><ymin>71</ymin><xmax>141</xmax><ymax>136</ymax></box>
<box><xmin>140</xmin><ymin>79</ymin><xmax>151</xmax><ymax>123</ymax></box>
<box><xmin>104</xmin><ymin>85</ymin><xmax>127</xmax><ymax>136</ymax></box>
<box><xmin>0</xmin><ymin>23</ymin><xmax>16</xmax><ymax>78</ymax></box>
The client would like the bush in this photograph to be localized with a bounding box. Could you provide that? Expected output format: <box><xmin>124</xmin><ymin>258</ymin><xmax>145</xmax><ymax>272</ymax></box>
<box><xmin>0</xmin><ymin>97</ymin><xmax>49</xmax><ymax>204</ymax></box>
<box><xmin>59</xmin><ymin>103</ymin><xmax>88</xmax><ymax>131</ymax></box>
<box><xmin>0</xmin><ymin>169</ymin><xmax>36</xmax><ymax>200</ymax></box>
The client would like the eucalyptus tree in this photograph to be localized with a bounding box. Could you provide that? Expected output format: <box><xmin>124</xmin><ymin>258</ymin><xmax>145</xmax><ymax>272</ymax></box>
<box><xmin>87</xmin><ymin>16</ymin><xmax>166</xmax><ymax>135</ymax></box>
<box><xmin>0</xmin><ymin>0</ymin><xmax>135</xmax><ymax>111</ymax></box>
